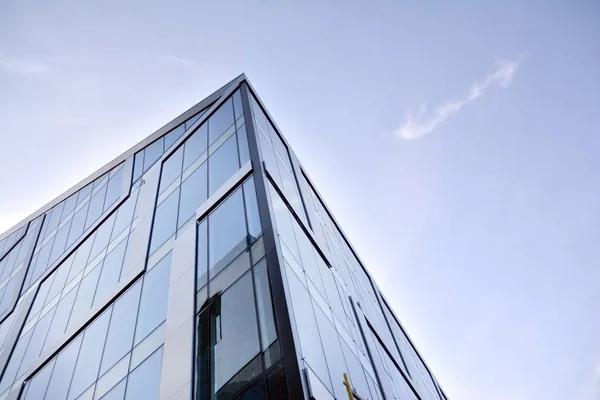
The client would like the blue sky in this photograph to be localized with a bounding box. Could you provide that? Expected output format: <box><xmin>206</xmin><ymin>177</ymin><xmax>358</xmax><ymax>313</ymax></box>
<box><xmin>1</xmin><ymin>1</ymin><xmax>599</xmax><ymax>399</ymax></box>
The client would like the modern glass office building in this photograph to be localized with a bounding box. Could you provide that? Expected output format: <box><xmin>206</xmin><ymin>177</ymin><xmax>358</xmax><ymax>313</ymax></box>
<box><xmin>0</xmin><ymin>75</ymin><xmax>448</xmax><ymax>400</ymax></box>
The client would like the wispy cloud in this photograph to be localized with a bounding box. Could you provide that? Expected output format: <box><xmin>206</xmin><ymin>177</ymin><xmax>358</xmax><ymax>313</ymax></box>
<box><xmin>0</xmin><ymin>57</ymin><xmax>49</xmax><ymax>75</ymax></box>
<box><xmin>395</xmin><ymin>58</ymin><xmax>521</xmax><ymax>140</ymax></box>
<box><xmin>156</xmin><ymin>53</ymin><xmax>197</xmax><ymax>67</ymax></box>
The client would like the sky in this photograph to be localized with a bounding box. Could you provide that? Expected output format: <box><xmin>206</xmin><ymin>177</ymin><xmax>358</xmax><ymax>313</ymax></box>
<box><xmin>1</xmin><ymin>1</ymin><xmax>599</xmax><ymax>399</ymax></box>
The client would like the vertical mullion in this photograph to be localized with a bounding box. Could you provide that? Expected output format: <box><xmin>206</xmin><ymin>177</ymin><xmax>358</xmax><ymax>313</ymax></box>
<box><xmin>240</xmin><ymin>82</ymin><xmax>304</xmax><ymax>400</ymax></box>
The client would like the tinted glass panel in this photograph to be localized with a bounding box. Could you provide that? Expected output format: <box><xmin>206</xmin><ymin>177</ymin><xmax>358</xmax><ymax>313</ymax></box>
<box><xmin>160</xmin><ymin>147</ymin><xmax>183</xmax><ymax>193</ymax></box>
<box><xmin>100</xmin><ymin>282</ymin><xmax>141</xmax><ymax>374</ymax></box>
<box><xmin>208</xmin><ymin>189</ymin><xmax>246</xmax><ymax>276</ymax></box>
<box><xmin>184</xmin><ymin>124</ymin><xmax>208</xmax><ymax>171</ymax></box>
<box><xmin>178</xmin><ymin>162</ymin><xmax>207</xmax><ymax>229</ymax></box>
<box><xmin>208</xmin><ymin>98</ymin><xmax>234</xmax><ymax>145</ymax></box>
<box><xmin>44</xmin><ymin>335</ymin><xmax>83</xmax><ymax>400</ymax></box>
<box><xmin>143</xmin><ymin>139</ymin><xmax>163</xmax><ymax>172</ymax></box>
<box><xmin>125</xmin><ymin>347</ymin><xmax>163</xmax><ymax>400</ymax></box>
<box><xmin>135</xmin><ymin>253</ymin><xmax>171</xmax><ymax>344</ymax></box>
<box><xmin>149</xmin><ymin>190</ymin><xmax>179</xmax><ymax>254</ymax></box>
<box><xmin>208</xmin><ymin>134</ymin><xmax>239</xmax><ymax>196</ymax></box>
<box><xmin>85</xmin><ymin>184</ymin><xmax>107</xmax><ymax>230</ymax></box>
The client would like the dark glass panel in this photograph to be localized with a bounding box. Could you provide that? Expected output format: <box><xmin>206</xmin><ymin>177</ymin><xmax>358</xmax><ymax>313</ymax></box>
<box><xmin>266</xmin><ymin>363</ymin><xmax>287</xmax><ymax>400</ymax></box>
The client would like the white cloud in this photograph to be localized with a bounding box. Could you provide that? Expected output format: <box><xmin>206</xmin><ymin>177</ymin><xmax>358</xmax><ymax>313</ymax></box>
<box><xmin>395</xmin><ymin>58</ymin><xmax>521</xmax><ymax>140</ymax></box>
<box><xmin>156</xmin><ymin>53</ymin><xmax>197</xmax><ymax>67</ymax></box>
<box><xmin>0</xmin><ymin>57</ymin><xmax>49</xmax><ymax>75</ymax></box>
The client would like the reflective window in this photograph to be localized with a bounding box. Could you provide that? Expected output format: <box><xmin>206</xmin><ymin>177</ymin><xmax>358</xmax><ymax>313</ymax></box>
<box><xmin>134</xmin><ymin>253</ymin><xmax>171</xmax><ymax>344</ymax></box>
<box><xmin>149</xmin><ymin>190</ymin><xmax>179</xmax><ymax>254</ymax></box>
<box><xmin>104</xmin><ymin>167</ymin><xmax>124</xmax><ymax>211</ymax></box>
<box><xmin>253</xmin><ymin>260</ymin><xmax>277</xmax><ymax>351</ymax></box>
<box><xmin>178</xmin><ymin>162</ymin><xmax>207</xmax><ymax>229</ymax></box>
<box><xmin>143</xmin><ymin>139</ymin><xmax>164</xmax><ymax>171</ymax></box>
<box><xmin>242</xmin><ymin>177</ymin><xmax>261</xmax><ymax>242</ymax></box>
<box><xmin>67</xmin><ymin>310</ymin><xmax>111</xmax><ymax>399</ymax></box>
<box><xmin>85</xmin><ymin>184</ymin><xmax>107</xmax><ymax>230</ymax></box>
<box><xmin>159</xmin><ymin>147</ymin><xmax>183</xmax><ymax>193</ymax></box>
<box><xmin>164</xmin><ymin>124</ymin><xmax>185</xmax><ymax>150</ymax></box>
<box><xmin>184</xmin><ymin>124</ymin><xmax>208</xmax><ymax>171</ymax></box>
<box><xmin>21</xmin><ymin>359</ymin><xmax>55</xmax><ymax>400</ymax></box>
<box><xmin>125</xmin><ymin>347</ymin><xmax>163</xmax><ymax>400</ymax></box>
<box><xmin>196</xmin><ymin>272</ymin><xmax>260</xmax><ymax>397</ymax></box>
<box><xmin>44</xmin><ymin>335</ymin><xmax>83</xmax><ymax>399</ymax></box>
<box><xmin>208</xmin><ymin>98</ymin><xmax>234</xmax><ymax>146</ymax></box>
<box><xmin>208</xmin><ymin>188</ymin><xmax>246</xmax><ymax>276</ymax></box>
<box><xmin>100</xmin><ymin>281</ymin><xmax>141</xmax><ymax>374</ymax></box>
<box><xmin>208</xmin><ymin>134</ymin><xmax>239</xmax><ymax>196</ymax></box>
<box><xmin>93</xmin><ymin>238</ymin><xmax>127</xmax><ymax>306</ymax></box>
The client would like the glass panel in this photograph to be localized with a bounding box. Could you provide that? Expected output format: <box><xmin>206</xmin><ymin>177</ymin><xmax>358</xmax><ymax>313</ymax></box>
<box><xmin>135</xmin><ymin>253</ymin><xmax>171</xmax><ymax>344</ymax></box>
<box><xmin>232</xmin><ymin>90</ymin><xmax>243</xmax><ymax>119</ymax></box>
<box><xmin>85</xmin><ymin>184</ymin><xmax>107</xmax><ymax>230</ymax></box>
<box><xmin>236</xmin><ymin>125</ymin><xmax>250</xmax><ymax>167</ymax></box>
<box><xmin>208</xmin><ymin>98</ymin><xmax>234</xmax><ymax>146</ymax></box>
<box><xmin>44</xmin><ymin>335</ymin><xmax>83</xmax><ymax>400</ymax></box>
<box><xmin>208</xmin><ymin>189</ymin><xmax>246</xmax><ymax>276</ymax></box>
<box><xmin>208</xmin><ymin>134</ymin><xmax>239</xmax><ymax>196</ymax></box>
<box><xmin>67</xmin><ymin>310</ymin><xmax>111</xmax><ymax>399</ymax></box>
<box><xmin>242</xmin><ymin>177</ymin><xmax>261</xmax><ymax>243</ymax></box>
<box><xmin>104</xmin><ymin>167</ymin><xmax>124</xmax><ymax>211</ymax></box>
<box><xmin>184</xmin><ymin>124</ymin><xmax>208</xmax><ymax>171</ymax></box>
<box><xmin>99</xmin><ymin>378</ymin><xmax>126</xmax><ymax>400</ymax></box>
<box><xmin>93</xmin><ymin>239</ymin><xmax>127</xmax><ymax>306</ymax></box>
<box><xmin>149</xmin><ymin>190</ymin><xmax>179</xmax><ymax>255</ymax></box>
<box><xmin>177</xmin><ymin>162</ymin><xmax>207</xmax><ymax>229</ymax></box>
<box><xmin>143</xmin><ymin>139</ymin><xmax>164</xmax><ymax>172</ymax></box>
<box><xmin>43</xmin><ymin>288</ymin><xmax>77</xmax><ymax>352</ymax></box>
<box><xmin>197</xmin><ymin>220</ymin><xmax>208</xmax><ymax>289</ymax></box>
<box><xmin>67</xmin><ymin>206</ymin><xmax>87</xmax><ymax>247</ymax></box>
<box><xmin>67</xmin><ymin>238</ymin><xmax>93</xmax><ymax>284</ymax></box>
<box><xmin>164</xmin><ymin>124</ymin><xmax>185</xmax><ymax>150</ymax></box>
<box><xmin>133</xmin><ymin>151</ymin><xmax>144</xmax><ymax>182</ymax></box>
<box><xmin>89</xmin><ymin>214</ymin><xmax>116</xmax><ymax>262</ymax></box>
<box><xmin>111</xmin><ymin>192</ymin><xmax>137</xmax><ymax>239</ymax></box>
<box><xmin>125</xmin><ymin>347</ymin><xmax>163</xmax><ymax>400</ymax></box>
<box><xmin>252</xmin><ymin>260</ymin><xmax>277</xmax><ymax>351</ymax></box>
<box><xmin>49</xmin><ymin>224</ymin><xmax>69</xmax><ymax>265</ymax></box>
<box><xmin>266</xmin><ymin>362</ymin><xmax>287</xmax><ymax>400</ymax></box>
<box><xmin>22</xmin><ymin>359</ymin><xmax>55</xmax><ymax>400</ymax></box>
<box><xmin>285</xmin><ymin>266</ymin><xmax>332</xmax><ymax>391</ymax></box>
<box><xmin>67</xmin><ymin>265</ymin><xmax>102</xmax><ymax>331</ymax></box>
<box><xmin>100</xmin><ymin>282</ymin><xmax>141</xmax><ymax>375</ymax></box>
<box><xmin>159</xmin><ymin>147</ymin><xmax>183</xmax><ymax>193</ymax></box>
<box><xmin>0</xmin><ymin>329</ymin><xmax>33</xmax><ymax>394</ymax></box>
<box><xmin>17</xmin><ymin>311</ymin><xmax>54</xmax><ymax>379</ymax></box>
<box><xmin>202</xmin><ymin>272</ymin><xmax>260</xmax><ymax>393</ymax></box>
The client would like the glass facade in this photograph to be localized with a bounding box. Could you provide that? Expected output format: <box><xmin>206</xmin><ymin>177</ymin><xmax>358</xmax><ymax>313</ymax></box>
<box><xmin>0</xmin><ymin>75</ymin><xmax>447</xmax><ymax>400</ymax></box>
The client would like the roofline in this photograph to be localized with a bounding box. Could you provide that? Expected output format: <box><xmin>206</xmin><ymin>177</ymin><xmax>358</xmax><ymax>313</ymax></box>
<box><xmin>1</xmin><ymin>73</ymin><xmax>246</xmax><ymax>241</ymax></box>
